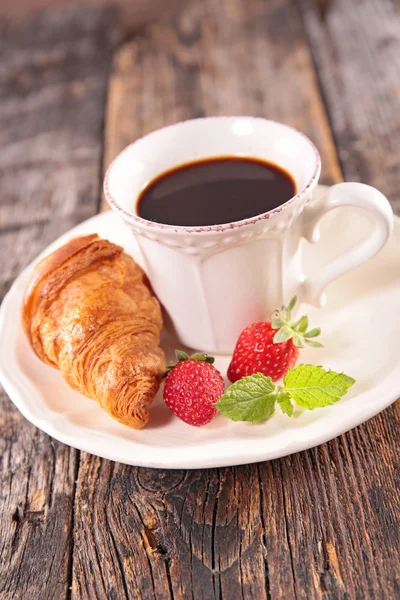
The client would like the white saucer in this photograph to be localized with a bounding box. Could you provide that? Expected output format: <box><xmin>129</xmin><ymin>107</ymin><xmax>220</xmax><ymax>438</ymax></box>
<box><xmin>1</xmin><ymin>186</ymin><xmax>399</xmax><ymax>469</ymax></box>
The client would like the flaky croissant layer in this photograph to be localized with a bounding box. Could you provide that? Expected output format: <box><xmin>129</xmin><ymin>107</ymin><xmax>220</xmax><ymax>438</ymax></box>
<box><xmin>22</xmin><ymin>234</ymin><xmax>165</xmax><ymax>429</ymax></box>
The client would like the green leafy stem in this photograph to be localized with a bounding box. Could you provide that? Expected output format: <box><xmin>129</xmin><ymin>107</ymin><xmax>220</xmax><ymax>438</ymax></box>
<box><xmin>215</xmin><ymin>364</ymin><xmax>355</xmax><ymax>423</ymax></box>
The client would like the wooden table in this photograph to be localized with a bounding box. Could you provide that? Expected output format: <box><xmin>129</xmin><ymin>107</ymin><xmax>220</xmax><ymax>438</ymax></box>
<box><xmin>1</xmin><ymin>1</ymin><xmax>399</xmax><ymax>598</ymax></box>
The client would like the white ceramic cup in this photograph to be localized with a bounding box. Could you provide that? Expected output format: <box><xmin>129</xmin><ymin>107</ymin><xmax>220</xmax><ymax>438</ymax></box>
<box><xmin>104</xmin><ymin>117</ymin><xmax>393</xmax><ymax>353</ymax></box>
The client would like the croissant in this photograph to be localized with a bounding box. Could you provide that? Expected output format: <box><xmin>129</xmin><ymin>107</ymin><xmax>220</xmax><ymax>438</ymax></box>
<box><xmin>22</xmin><ymin>234</ymin><xmax>165</xmax><ymax>429</ymax></box>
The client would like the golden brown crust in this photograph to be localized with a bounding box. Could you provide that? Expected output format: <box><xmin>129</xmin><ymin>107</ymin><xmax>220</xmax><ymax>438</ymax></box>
<box><xmin>22</xmin><ymin>234</ymin><xmax>165</xmax><ymax>429</ymax></box>
<box><xmin>22</xmin><ymin>235</ymin><xmax>121</xmax><ymax>343</ymax></box>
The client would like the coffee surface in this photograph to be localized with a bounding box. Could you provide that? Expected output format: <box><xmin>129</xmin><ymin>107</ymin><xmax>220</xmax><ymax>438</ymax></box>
<box><xmin>137</xmin><ymin>156</ymin><xmax>296</xmax><ymax>227</ymax></box>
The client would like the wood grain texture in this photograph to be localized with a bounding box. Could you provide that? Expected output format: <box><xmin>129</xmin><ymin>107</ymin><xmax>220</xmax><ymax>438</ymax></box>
<box><xmin>0</xmin><ymin>6</ymin><xmax>116</xmax><ymax>599</ymax></box>
<box><xmin>76</xmin><ymin>0</ymin><xmax>400</xmax><ymax>599</ymax></box>
<box><xmin>0</xmin><ymin>4</ymin><xmax>117</xmax><ymax>233</ymax></box>
<box><xmin>101</xmin><ymin>0</ymin><xmax>342</xmax><ymax>211</ymax></box>
<box><xmin>299</xmin><ymin>0</ymin><xmax>400</xmax><ymax>214</ymax></box>
<box><xmin>73</xmin><ymin>408</ymin><xmax>400</xmax><ymax>599</ymax></box>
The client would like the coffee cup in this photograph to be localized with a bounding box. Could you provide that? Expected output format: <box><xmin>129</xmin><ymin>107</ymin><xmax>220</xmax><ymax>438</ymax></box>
<box><xmin>104</xmin><ymin>117</ymin><xmax>393</xmax><ymax>353</ymax></box>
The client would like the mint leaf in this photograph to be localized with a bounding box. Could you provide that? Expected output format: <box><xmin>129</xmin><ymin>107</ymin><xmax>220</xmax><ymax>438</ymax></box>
<box><xmin>283</xmin><ymin>365</ymin><xmax>355</xmax><ymax>410</ymax></box>
<box><xmin>278</xmin><ymin>393</ymin><xmax>293</xmax><ymax>417</ymax></box>
<box><xmin>216</xmin><ymin>374</ymin><xmax>277</xmax><ymax>423</ymax></box>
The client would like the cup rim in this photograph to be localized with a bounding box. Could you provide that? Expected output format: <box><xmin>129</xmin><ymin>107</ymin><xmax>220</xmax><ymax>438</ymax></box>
<box><xmin>104</xmin><ymin>116</ymin><xmax>321</xmax><ymax>234</ymax></box>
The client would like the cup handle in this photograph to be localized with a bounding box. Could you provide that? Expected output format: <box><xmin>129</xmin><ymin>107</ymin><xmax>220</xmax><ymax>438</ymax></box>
<box><xmin>301</xmin><ymin>182</ymin><xmax>394</xmax><ymax>306</ymax></box>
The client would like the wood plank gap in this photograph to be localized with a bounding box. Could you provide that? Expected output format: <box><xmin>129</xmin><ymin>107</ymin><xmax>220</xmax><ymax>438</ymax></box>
<box><xmin>256</xmin><ymin>464</ymin><xmax>272</xmax><ymax>600</ymax></box>
<box><xmin>66</xmin><ymin>449</ymin><xmax>80</xmax><ymax>600</ymax></box>
<box><xmin>296</xmin><ymin>0</ymin><xmax>345</xmax><ymax>181</ymax></box>
<box><xmin>279</xmin><ymin>462</ymin><xmax>299</xmax><ymax>600</ymax></box>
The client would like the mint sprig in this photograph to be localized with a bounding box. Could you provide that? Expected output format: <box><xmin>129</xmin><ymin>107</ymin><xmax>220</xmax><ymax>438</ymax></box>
<box><xmin>216</xmin><ymin>364</ymin><xmax>355</xmax><ymax>422</ymax></box>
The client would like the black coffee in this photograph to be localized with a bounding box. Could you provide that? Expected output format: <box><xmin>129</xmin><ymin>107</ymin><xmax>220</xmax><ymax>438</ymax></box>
<box><xmin>136</xmin><ymin>156</ymin><xmax>296</xmax><ymax>227</ymax></box>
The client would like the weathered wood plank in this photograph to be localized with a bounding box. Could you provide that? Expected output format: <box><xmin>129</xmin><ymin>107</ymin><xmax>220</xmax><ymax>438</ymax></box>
<box><xmin>73</xmin><ymin>407</ymin><xmax>400</xmax><ymax>599</ymax></box>
<box><xmin>0</xmin><ymin>386</ymin><xmax>78</xmax><ymax>600</ymax></box>
<box><xmin>73</xmin><ymin>461</ymin><xmax>272</xmax><ymax>600</ymax></box>
<box><xmin>0</xmin><ymin>6</ymin><xmax>116</xmax><ymax>599</ymax></box>
<box><xmin>0</xmin><ymin>5</ymin><xmax>118</xmax><ymax>232</ymax></box>
<box><xmin>299</xmin><ymin>0</ymin><xmax>400</xmax><ymax>214</ymax></box>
